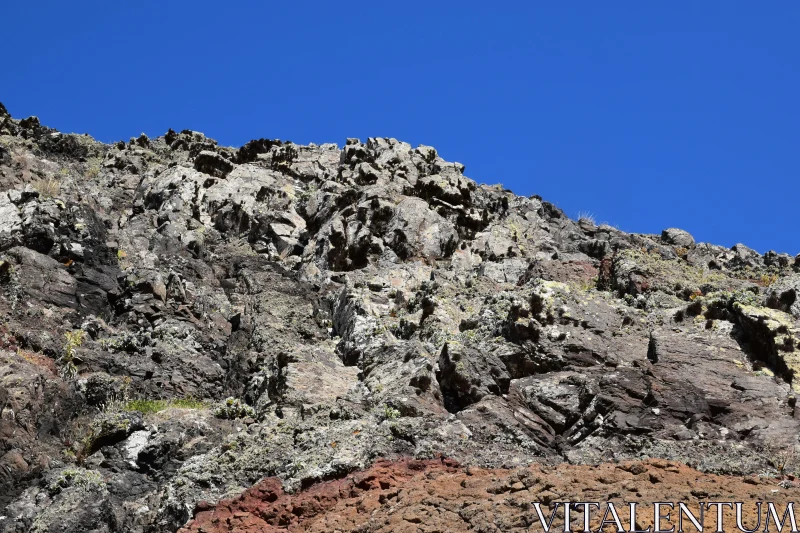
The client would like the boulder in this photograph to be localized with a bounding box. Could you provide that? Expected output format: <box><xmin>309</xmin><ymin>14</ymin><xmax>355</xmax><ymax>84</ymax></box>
<box><xmin>661</xmin><ymin>227</ymin><xmax>695</xmax><ymax>247</ymax></box>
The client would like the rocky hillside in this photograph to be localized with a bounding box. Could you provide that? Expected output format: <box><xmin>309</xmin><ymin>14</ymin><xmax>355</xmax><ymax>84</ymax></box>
<box><xmin>1</xmin><ymin>102</ymin><xmax>799</xmax><ymax>532</ymax></box>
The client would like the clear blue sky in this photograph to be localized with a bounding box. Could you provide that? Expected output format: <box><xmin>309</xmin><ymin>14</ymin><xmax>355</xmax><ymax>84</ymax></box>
<box><xmin>3</xmin><ymin>2</ymin><xmax>798</xmax><ymax>254</ymax></box>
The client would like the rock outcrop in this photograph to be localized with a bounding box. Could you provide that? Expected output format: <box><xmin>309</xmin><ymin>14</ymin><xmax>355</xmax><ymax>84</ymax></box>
<box><xmin>0</xmin><ymin>102</ymin><xmax>798</xmax><ymax>532</ymax></box>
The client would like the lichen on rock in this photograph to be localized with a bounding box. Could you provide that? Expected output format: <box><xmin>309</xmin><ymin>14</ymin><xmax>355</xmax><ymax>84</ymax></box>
<box><xmin>0</xmin><ymin>102</ymin><xmax>799</xmax><ymax>532</ymax></box>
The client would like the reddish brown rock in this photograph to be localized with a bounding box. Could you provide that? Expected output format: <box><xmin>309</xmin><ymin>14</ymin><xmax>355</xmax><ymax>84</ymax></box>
<box><xmin>181</xmin><ymin>458</ymin><xmax>800</xmax><ymax>532</ymax></box>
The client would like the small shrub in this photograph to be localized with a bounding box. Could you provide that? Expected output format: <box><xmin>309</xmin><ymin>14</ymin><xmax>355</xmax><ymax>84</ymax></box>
<box><xmin>757</xmin><ymin>273</ymin><xmax>780</xmax><ymax>287</ymax></box>
<box><xmin>214</xmin><ymin>397</ymin><xmax>255</xmax><ymax>419</ymax></box>
<box><xmin>762</xmin><ymin>439</ymin><xmax>800</xmax><ymax>478</ymax></box>
<box><xmin>382</xmin><ymin>404</ymin><xmax>401</xmax><ymax>421</ymax></box>
<box><xmin>58</xmin><ymin>329</ymin><xmax>85</xmax><ymax>380</ymax></box>
<box><xmin>32</xmin><ymin>177</ymin><xmax>60</xmax><ymax>198</ymax></box>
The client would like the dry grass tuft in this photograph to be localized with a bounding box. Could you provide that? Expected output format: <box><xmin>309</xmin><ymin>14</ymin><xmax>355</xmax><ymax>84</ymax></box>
<box><xmin>32</xmin><ymin>177</ymin><xmax>60</xmax><ymax>198</ymax></box>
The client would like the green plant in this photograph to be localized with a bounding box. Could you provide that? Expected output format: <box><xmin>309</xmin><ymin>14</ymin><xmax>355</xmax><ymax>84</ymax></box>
<box><xmin>214</xmin><ymin>397</ymin><xmax>256</xmax><ymax>419</ymax></box>
<box><xmin>123</xmin><ymin>397</ymin><xmax>207</xmax><ymax>415</ymax></box>
<box><xmin>58</xmin><ymin>329</ymin><xmax>85</xmax><ymax>380</ymax></box>
<box><xmin>382</xmin><ymin>404</ymin><xmax>401</xmax><ymax>421</ymax></box>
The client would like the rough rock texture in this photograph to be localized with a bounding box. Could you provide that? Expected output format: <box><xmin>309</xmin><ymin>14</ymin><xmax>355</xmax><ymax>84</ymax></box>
<box><xmin>180</xmin><ymin>458</ymin><xmax>800</xmax><ymax>533</ymax></box>
<box><xmin>0</xmin><ymin>103</ymin><xmax>799</xmax><ymax>532</ymax></box>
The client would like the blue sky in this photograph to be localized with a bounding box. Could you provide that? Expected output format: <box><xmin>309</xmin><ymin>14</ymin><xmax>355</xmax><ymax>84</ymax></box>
<box><xmin>3</xmin><ymin>2</ymin><xmax>798</xmax><ymax>254</ymax></box>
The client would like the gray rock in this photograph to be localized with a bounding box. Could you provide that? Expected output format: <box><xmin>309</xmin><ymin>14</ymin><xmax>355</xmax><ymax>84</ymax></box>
<box><xmin>661</xmin><ymin>227</ymin><xmax>695</xmax><ymax>247</ymax></box>
<box><xmin>0</xmin><ymin>106</ymin><xmax>799</xmax><ymax>532</ymax></box>
<box><xmin>764</xmin><ymin>273</ymin><xmax>800</xmax><ymax>318</ymax></box>
<box><xmin>385</xmin><ymin>197</ymin><xmax>458</xmax><ymax>260</ymax></box>
<box><xmin>193</xmin><ymin>150</ymin><xmax>234</xmax><ymax>178</ymax></box>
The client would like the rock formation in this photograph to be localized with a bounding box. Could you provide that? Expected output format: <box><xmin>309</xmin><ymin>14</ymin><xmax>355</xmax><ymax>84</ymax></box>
<box><xmin>0</xmin><ymin>103</ymin><xmax>799</xmax><ymax>532</ymax></box>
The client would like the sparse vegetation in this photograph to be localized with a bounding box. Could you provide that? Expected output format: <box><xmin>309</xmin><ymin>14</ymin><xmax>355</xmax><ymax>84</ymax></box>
<box><xmin>762</xmin><ymin>439</ymin><xmax>800</xmax><ymax>478</ymax></box>
<box><xmin>58</xmin><ymin>329</ymin><xmax>85</xmax><ymax>380</ymax></box>
<box><xmin>577</xmin><ymin>211</ymin><xmax>596</xmax><ymax>225</ymax></box>
<box><xmin>123</xmin><ymin>398</ymin><xmax>207</xmax><ymax>415</ymax></box>
<box><xmin>382</xmin><ymin>404</ymin><xmax>401</xmax><ymax>421</ymax></box>
<box><xmin>16</xmin><ymin>347</ymin><xmax>57</xmax><ymax>374</ymax></box>
<box><xmin>85</xmin><ymin>156</ymin><xmax>102</xmax><ymax>179</ymax></box>
<box><xmin>757</xmin><ymin>273</ymin><xmax>780</xmax><ymax>287</ymax></box>
<box><xmin>571</xmin><ymin>276</ymin><xmax>598</xmax><ymax>292</ymax></box>
<box><xmin>214</xmin><ymin>397</ymin><xmax>256</xmax><ymax>419</ymax></box>
<box><xmin>47</xmin><ymin>468</ymin><xmax>105</xmax><ymax>495</ymax></box>
<box><xmin>98</xmin><ymin>331</ymin><xmax>139</xmax><ymax>353</ymax></box>
<box><xmin>32</xmin><ymin>176</ymin><xmax>60</xmax><ymax>198</ymax></box>
<box><xmin>508</xmin><ymin>221</ymin><xmax>523</xmax><ymax>242</ymax></box>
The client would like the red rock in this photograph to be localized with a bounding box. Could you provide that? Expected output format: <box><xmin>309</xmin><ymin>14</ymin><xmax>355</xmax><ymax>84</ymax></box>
<box><xmin>180</xmin><ymin>458</ymin><xmax>800</xmax><ymax>533</ymax></box>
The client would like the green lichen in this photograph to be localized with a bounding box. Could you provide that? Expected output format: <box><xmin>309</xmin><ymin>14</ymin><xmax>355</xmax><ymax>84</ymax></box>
<box><xmin>47</xmin><ymin>468</ymin><xmax>105</xmax><ymax>495</ymax></box>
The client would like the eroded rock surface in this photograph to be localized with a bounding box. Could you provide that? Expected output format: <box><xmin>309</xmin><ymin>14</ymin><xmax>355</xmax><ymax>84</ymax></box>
<box><xmin>180</xmin><ymin>458</ymin><xmax>800</xmax><ymax>533</ymax></box>
<box><xmin>0</xmin><ymin>103</ymin><xmax>799</xmax><ymax>532</ymax></box>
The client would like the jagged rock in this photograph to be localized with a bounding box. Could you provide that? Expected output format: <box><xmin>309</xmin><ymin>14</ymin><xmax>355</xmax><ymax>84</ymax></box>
<box><xmin>732</xmin><ymin>302</ymin><xmax>800</xmax><ymax>391</ymax></box>
<box><xmin>765</xmin><ymin>273</ymin><xmax>800</xmax><ymax>318</ymax></box>
<box><xmin>437</xmin><ymin>342</ymin><xmax>510</xmax><ymax>412</ymax></box>
<box><xmin>385</xmin><ymin>197</ymin><xmax>458</xmax><ymax>260</ymax></box>
<box><xmin>0</xmin><ymin>106</ymin><xmax>798</xmax><ymax>533</ymax></box>
<box><xmin>193</xmin><ymin>150</ymin><xmax>234</xmax><ymax>178</ymax></box>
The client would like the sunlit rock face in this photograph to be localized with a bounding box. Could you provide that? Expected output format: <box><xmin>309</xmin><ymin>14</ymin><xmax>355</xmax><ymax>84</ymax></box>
<box><xmin>0</xmin><ymin>103</ymin><xmax>799</xmax><ymax>532</ymax></box>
